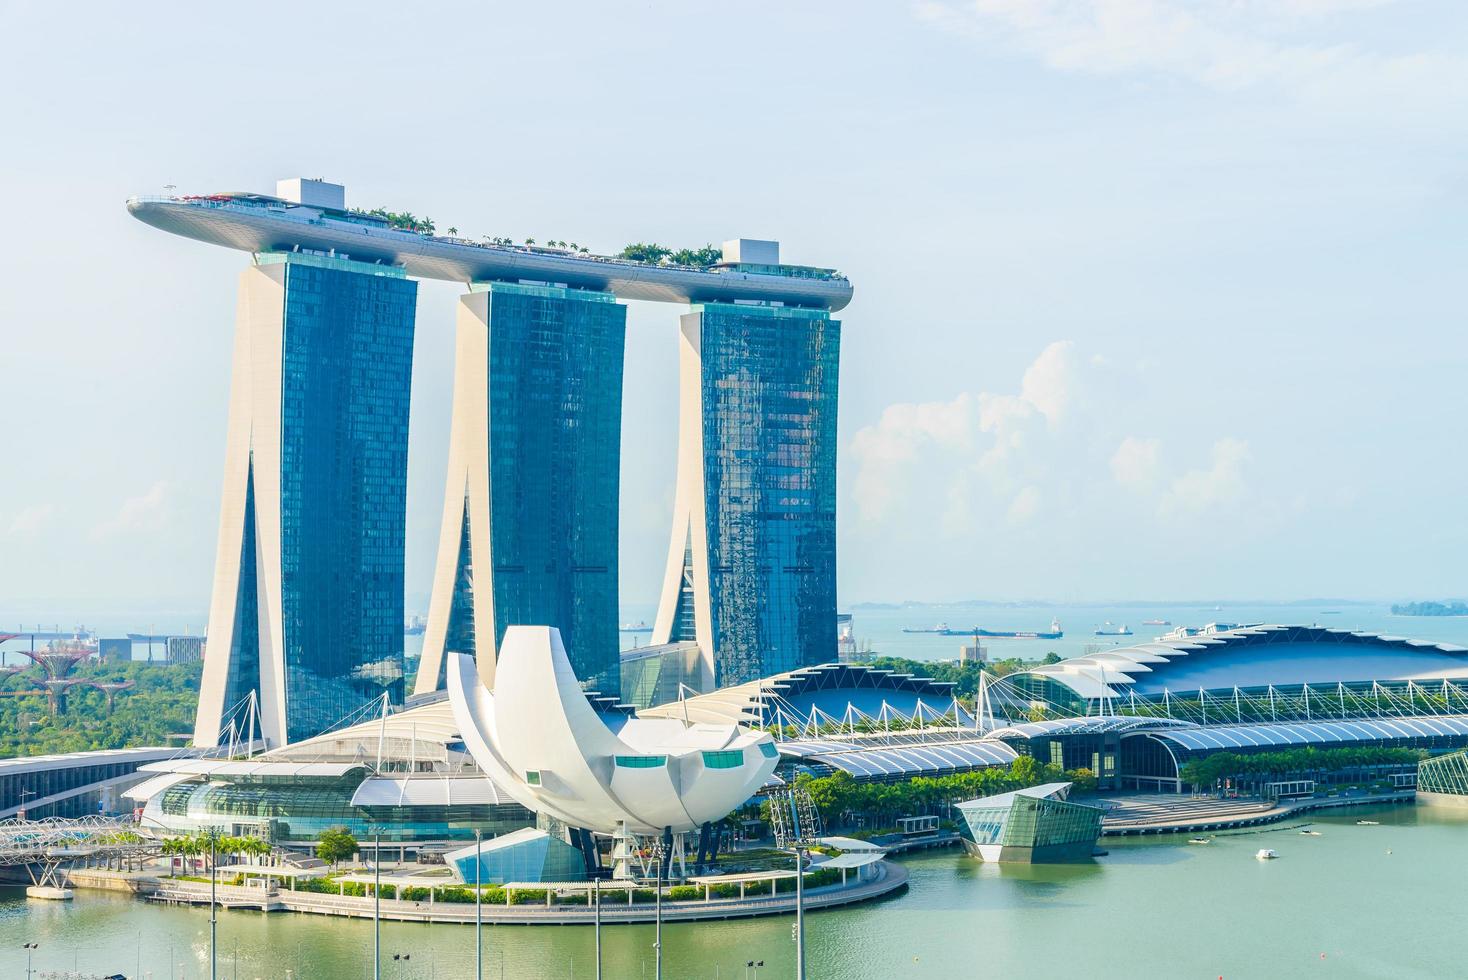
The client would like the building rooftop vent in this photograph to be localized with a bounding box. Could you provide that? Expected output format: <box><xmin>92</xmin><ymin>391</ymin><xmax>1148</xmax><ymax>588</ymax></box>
<box><xmin>721</xmin><ymin>238</ymin><xmax>779</xmax><ymax>266</ymax></box>
<box><xmin>276</xmin><ymin>177</ymin><xmax>345</xmax><ymax>210</ymax></box>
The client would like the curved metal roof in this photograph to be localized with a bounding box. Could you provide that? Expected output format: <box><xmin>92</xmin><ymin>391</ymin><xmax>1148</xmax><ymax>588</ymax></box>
<box><xmin>1011</xmin><ymin>624</ymin><xmax>1468</xmax><ymax>700</ymax></box>
<box><xmin>808</xmin><ymin>741</ymin><xmax>1018</xmax><ymax>779</ymax></box>
<box><xmin>641</xmin><ymin>662</ymin><xmax>965</xmax><ymax>727</ymax></box>
<box><xmin>989</xmin><ymin>716</ymin><xmax>1194</xmax><ymax>740</ymax></box>
<box><xmin>1139</xmin><ymin>714</ymin><xmax>1468</xmax><ymax>752</ymax></box>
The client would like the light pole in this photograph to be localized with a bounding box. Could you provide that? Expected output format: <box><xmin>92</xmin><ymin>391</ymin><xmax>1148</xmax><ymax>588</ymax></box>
<box><xmin>374</xmin><ymin>831</ymin><xmax>382</xmax><ymax>980</ymax></box>
<box><xmin>653</xmin><ymin>855</ymin><xmax>663</xmax><ymax>980</ymax></box>
<box><xmin>474</xmin><ymin>829</ymin><xmax>483</xmax><ymax>980</ymax></box>
<box><xmin>209</xmin><ymin>829</ymin><xmax>219</xmax><ymax>980</ymax></box>
<box><xmin>793</xmin><ymin>847</ymin><xmax>806</xmax><ymax>980</ymax></box>
<box><xmin>22</xmin><ymin>942</ymin><xmax>38</xmax><ymax>980</ymax></box>
<box><xmin>593</xmin><ymin>877</ymin><xmax>601</xmax><ymax>980</ymax></box>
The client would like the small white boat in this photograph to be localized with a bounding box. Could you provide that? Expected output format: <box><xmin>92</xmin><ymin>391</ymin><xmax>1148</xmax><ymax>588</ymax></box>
<box><xmin>1356</xmin><ymin>820</ymin><xmax>1380</xmax><ymax>826</ymax></box>
<box><xmin>1299</xmin><ymin>830</ymin><xmax>1321</xmax><ymax>836</ymax></box>
<box><xmin>1254</xmin><ymin>848</ymin><xmax>1279</xmax><ymax>860</ymax></box>
<box><xmin>1187</xmin><ymin>837</ymin><xmax>1212</xmax><ymax>845</ymax></box>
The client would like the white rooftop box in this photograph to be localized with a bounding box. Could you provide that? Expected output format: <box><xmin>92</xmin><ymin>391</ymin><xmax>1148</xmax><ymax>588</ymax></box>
<box><xmin>721</xmin><ymin>238</ymin><xmax>780</xmax><ymax>266</ymax></box>
<box><xmin>276</xmin><ymin>178</ymin><xmax>345</xmax><ymax>210</ymax></box>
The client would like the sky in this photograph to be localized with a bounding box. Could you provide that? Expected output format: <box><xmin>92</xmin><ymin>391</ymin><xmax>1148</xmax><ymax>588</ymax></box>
<box><xmin>1</xmin><ymin>0</ymin><xmax>1465</xmax><ymax>624</ymax></box>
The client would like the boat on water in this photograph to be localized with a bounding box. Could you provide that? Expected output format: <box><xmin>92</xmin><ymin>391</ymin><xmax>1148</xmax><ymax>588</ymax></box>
<box><xmin>1187</xmin><ymin>837</ymin><xmax>1212</xmax><ymax>845</ymax></box>
<box><xmin>954</xmin><ymin>619</ymin><xmax>1063</xmax><ymax>640</ymax></box>
<box><xmin>1356</xmin><ymin>820</ymin><xmax>1380</xmax><ymax>826</ymax></box>
<box><xmin>1141</xmin><ymin>618</ymin><xmax>1170</xmax><ymax>626</ymax></box>
<box><xmin>1255</xmin><ymin>848</ymin><xmax>1279</xmax><ymax>860</ymax></box>
<box><xmin>619</xmin><ymin>621</ymin><xmax>652</xmax><ymax>633</ymax></box>
<box><xmin>1094</xmin><ymin>622</ymin><xmax>1133</xmax><ymax>637</ymax></box>
<box><xmin>403</xmin><ymin>614</ymin><xmax>426</xmax><ymax>636</ymax></box>
<box><xmin>901</xmin><ymin>623</ymin><xmax>950</xmax><ymax>634</ymax></box>
<box><xmin>1300</xmin><ymin>830</ymin><xmax>1322</xmax><ymax>836</ymax></box>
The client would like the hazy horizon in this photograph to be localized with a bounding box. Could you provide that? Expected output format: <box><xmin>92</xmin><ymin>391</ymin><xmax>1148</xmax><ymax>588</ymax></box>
<box><xmin>3</xmin><ymin>1</ymin><xmax>1465</xmax><ymax>616</ymax></box>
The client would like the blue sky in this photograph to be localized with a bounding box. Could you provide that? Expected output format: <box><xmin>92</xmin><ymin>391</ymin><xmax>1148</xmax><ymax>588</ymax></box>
<box><xmin>1</xmin><ymin>0</ymin><xmax>1464</xmax><ymax>619</ymax></box>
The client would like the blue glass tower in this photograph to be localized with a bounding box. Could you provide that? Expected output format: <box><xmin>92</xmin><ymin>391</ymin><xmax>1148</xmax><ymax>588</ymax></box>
<box><xmin>652</xmin><ymin>303</ymin><xmax>841</xmax><ymax>688</ymax></box>
<box><xmin>417</xmin><ymin>283</ymin><xmax>625</xmax><ymax>696</ymax></box>
<box><xmin>196</xmin><ymin>252</ymin><xmax>417</xmax><ymax>747</ymax></box>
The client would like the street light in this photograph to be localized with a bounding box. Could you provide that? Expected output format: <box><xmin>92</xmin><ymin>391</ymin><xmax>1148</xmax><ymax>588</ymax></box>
<box><xmin>208</xmin><ymin>828</ymin><xmax>220</xmax><ymax>980</ymax></box>
<box><xmin>22</xmin><ymin>942</ymin><xmax>38</xmax><ymax>980</ymax></box>
<box><xmin>374</xmin><ymin>831</ymin><xmax>383</xmax><ymax>980</ymax></box>
<box><xmin>593</xmin><ymin>876</ymin><xmax>602</xmax><ymax>980</ymax></box>
<box><xmin>475</xmin><ymin>829</ymin><xmax>483</xmax><ymax>980</ymax></box>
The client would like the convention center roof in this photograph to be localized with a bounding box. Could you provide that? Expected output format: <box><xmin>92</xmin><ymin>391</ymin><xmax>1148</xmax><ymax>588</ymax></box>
<box><xmin>1010</xmin><ymin>624</ymin><xmax>1468</xmax><ymax>701</ymax></box>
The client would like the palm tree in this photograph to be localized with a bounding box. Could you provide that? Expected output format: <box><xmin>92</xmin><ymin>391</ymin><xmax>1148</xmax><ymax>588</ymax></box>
<box><xmin>448</xmin><ymin>227</ymin><xmax>458</xmax><ymax>236</ymax></box>
<box><xmin>525</xmin><ymin>238</ymin><xmax>536</xmax><ymax>246</ymax></box>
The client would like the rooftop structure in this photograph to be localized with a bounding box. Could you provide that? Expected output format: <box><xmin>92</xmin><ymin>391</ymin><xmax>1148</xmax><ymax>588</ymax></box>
<box><xmin>639</xmin><ymin>661</ymin><xmax>971</xmax><ymax>729</ymax></box>
<box><xmin>128</xmin><ymin>189</ymin><xmax>852</xmax><ymax>310</ymax></box>
<box><xmin>132</xmin><ymin>697</ymin><xmax>534</xmax><ymax>849</ymax></box>
<box><xmin>1009</xmin><ymin>624</ymin><xmax>1468</xmax><ymax>715</ymax></box>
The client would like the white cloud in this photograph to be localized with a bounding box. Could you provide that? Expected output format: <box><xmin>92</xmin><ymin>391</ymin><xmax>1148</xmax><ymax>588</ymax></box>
<box><xmin>850</xmin><ymin>392</ymin><xmax>976</xmax><ymax>521</ymax></box>
<box><xmin>5</xmin><ymin>503</ymin><xmax>54</xmax><ymax>537</ymax></box>
<box><xmin>93</xmin><ymin>481</ymin><xmax>172</xmax><ymax>538</ymax></box>
<box><xmin>850</xmin><ymin>341</ymin><xmax>1080</xmax><ymax>522</ymax></box>
<box><xmin>1110</xmin><ymin>436</ymin><xmax>1162</xmax><ymax>491</ymax></box>
<box><xmin>1007</xmin><ymin>485</ymin><xmax>1042</xmax><ymax>524</ymax></box>
<box><xmin>1161</xmin><ymin>437</ymin><xmax>1251</xmax><ymax>517</ymax></box>
<box><xmin>914</xmin><ymin>0</ymin><xmax>1461</xmax><ymax>106</ymax></box>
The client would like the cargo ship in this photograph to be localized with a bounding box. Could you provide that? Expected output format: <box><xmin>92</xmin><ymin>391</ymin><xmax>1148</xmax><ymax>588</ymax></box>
<box><xmin>901</xmin><ymin>623</ymin><xmax>950</xmax><ymax>634</ymax></box>
<box><xmin>1094</xmin><ymin>622</ymin><xmax>1133</xmax><ymax>637</ymax></box>
<box><xmin>950</xmin><ymin>619</ymin><xmax>1063</xmax><ymax>640</ymax></box>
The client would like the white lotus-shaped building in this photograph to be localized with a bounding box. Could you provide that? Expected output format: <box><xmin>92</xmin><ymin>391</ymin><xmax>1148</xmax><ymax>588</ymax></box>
<box><xmin>446</xmin><ymin>626</ymin><xmax>779</xmax><ymax>836</ymax></box>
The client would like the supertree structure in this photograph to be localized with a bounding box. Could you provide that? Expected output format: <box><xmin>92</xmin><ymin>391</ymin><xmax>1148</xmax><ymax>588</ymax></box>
<box><xmin>19</xmin><ymin>641</ymin><xmax>96</xmax><ymax>716</ymax></box>
<box><xmin>91</xmin><ymin>679</ymin><xmax>136</xmax><ymax>714</ymax></box>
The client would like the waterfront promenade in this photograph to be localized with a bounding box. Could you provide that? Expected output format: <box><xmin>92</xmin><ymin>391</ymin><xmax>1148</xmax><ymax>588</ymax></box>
<box><xmin>46</xmin><ymin>860</ymin><xmax>908</xmax><ymax>925</ymax></box>
<box><xmin>1101</xmin><ymin>791</ymin><xmax>1415</xmax><ymax>835</ymax></box>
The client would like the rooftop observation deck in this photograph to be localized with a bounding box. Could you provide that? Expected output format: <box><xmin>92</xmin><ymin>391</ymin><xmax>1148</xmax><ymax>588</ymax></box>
<box><xmin>127</xmin><ymin>192</ymin><xmax>853</xmax><ymax>311</ymax></box>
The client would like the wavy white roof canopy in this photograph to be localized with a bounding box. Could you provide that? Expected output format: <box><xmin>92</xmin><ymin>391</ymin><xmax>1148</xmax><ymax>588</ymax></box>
<box><xmin>1014</xmin><ymin>623</ymin><xmax>1468</xmax><ymax>700</ymax></box>
<box><xmin>447</xmin><ymin>627</ymin><xmax>777</xmax><ymax>835</ymax></box>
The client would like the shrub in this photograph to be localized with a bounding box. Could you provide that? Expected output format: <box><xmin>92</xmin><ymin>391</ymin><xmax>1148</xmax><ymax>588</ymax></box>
<box><xmin>668</xmin><ymin>885</ymin><xmax>702</xmax><ymax>901</ymax></box>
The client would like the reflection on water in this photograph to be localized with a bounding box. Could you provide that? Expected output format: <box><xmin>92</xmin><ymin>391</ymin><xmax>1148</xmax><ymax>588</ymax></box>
<box><xmin>1</xmin><ymin>803</ymin><xmax>1462</xmax><ymax>978</ymax></box>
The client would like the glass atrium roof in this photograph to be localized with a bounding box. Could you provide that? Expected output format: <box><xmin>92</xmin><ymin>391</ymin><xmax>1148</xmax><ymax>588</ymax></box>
<box><xmin>1147</xmin><ymin>715</ymin><xmax>1468</xmax><ymax>752</ymax></box>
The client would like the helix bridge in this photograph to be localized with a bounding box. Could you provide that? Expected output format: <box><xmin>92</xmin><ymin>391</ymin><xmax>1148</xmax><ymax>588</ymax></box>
<box><xmin>0</xmin><ymin>815</ymin><xmax>160</xmax><ymax>888</ymax></box>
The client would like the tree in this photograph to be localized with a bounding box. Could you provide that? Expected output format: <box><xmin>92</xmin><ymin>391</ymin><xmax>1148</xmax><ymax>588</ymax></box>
<box><xmin>447</xmin><ymin>227</ymin><xmax>458</xmax><ymax>236</ymax></box>
<box><xmin>524</xmin><ymin>237</ymin><xmax>536</xmax><ymax>246</ymax></box>
<box><xmin>316</xmin><ymin>827</ymin><xmax>358</xmax><ymax>867</ymax></box>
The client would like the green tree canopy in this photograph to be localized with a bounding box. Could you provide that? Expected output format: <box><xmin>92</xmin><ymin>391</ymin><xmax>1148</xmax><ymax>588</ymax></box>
<box><xmin>316</xmin><ymin>827</ymin><xmax>358</xmax><ymax>866</ymax></box>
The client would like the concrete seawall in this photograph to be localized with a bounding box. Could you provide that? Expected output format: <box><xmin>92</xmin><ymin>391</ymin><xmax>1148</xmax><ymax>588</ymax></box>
<box><xmin>143</xmin><ymin>862</ymin><xmax>909</xmax><ymax>924</ymax></box>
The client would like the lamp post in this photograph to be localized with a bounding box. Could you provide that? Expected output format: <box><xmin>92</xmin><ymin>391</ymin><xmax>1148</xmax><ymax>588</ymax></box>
<box><xmin>593</xmin><ymin>876</ymin><xmax>602</xmax><ymax>980</ymax></box>
<box><xmin>474</xmin><ymin>829</ymin><xmax>483</xmax><ymax>980</ymax></box>
<box><xmin>22</xmin><ymin>942</ymin><xmax>38</xmax><ymax>980</ymax></box>
<box><xmin>374</xmin><ymin>831</ymin><xmax>382</xmax><ymax>980</ymax></box>
<box><xmin>653</xmin><ymin>852</ymin><xmax>663</xmax><ymax>980</ymax></box>
<box><xmin>209</xmin><ymin>829</ymin><xmax>219</xmax><ymax>980</ymax></box>
<box><xmin>793</xmin><ymin>847</ymin><xmax>806</xmax><ymax>980</ymax></box>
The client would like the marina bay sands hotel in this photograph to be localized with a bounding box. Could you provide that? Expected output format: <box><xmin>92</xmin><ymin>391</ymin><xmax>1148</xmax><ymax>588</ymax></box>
<box><xmin>129</xmin><ymin>178</ymin><xmax>852</xmax><ymax>748</ymax></box>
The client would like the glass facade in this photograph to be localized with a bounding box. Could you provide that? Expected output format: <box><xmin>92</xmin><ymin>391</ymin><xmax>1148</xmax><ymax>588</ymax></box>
<box><xmin>221</xmin><ymin>463</ymin><xmax>261</xmax><ymax>718</ymax></box>
<box><xmin>153</xmin><ymin>776</ymin><xmax>533</xmax><ymax>845</ymax></box>
<box><xmin>957</xmin><ymin>791</ymin><xmax>1104</xmax><ymax>856</ymax></box>
<box><xmin>450</xmin><ymin>830</ymin><xmax>588</xmax><ymax>885</ymax></box>
<box><xmin>271</xmin><ymin>253</ymin><xmax>417</xmax><ymax>742</ymax></box>
<box><xmin>695</xmin><ymin>303</ymin><xmax>840</xmax><ymax>686</ymax></box>
<box><xmin>449</xmin><ymin>282</ymin><xmax>625</xmax><ymax>693</ymax></box>
<box><xmin>1418</xmin><ymin>751</ymin><xmax>1468</xmax><ymax>796</ymax></box>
